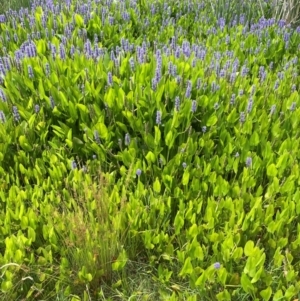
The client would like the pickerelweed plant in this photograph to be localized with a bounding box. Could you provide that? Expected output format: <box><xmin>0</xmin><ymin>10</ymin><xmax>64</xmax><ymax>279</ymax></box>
<box><xmin>1</xmin><ymin>0</ymin><xmax>300</xmax><ymax>300</ymax></box>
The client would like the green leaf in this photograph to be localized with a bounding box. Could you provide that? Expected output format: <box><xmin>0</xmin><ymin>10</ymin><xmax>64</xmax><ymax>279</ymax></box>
<box><xmin>251</xmin><ymin>266</ymin><xmax>263</xmax><ymax>283</ymax></box>
<box><xmin>67</xmin><ymin>129</ymin><xmax>72</xmax><ymax>141</ymax></box>
<box><xmin>155</xmin><ymin>84</ymin><xmax>165</xmax><ymax>106</ymax></box>
<box><xmin>250</xmin><ymin>131</ymin><xmax>260</xmax><ymax>146</ymax></box>
<box><xmin>284</xmin><ymin>285</ymin><xmax>296</xmax><ymax>299</ymax></box>
<box><xmin>15</xmin><ymin>249</ymin><xmax>23</xmax><ymax>262</ymax></box>
<box><xmin>153</xmin><ymin>177</ymin><xmax>161</xmax><ymax>193</ymax></box>
<box><xmin>227</xmin><ymin>108</ymin><xmax>237</xmax><ymax>123</ymax></box>
<box><xmin>74</xmin><ymin>14</ymin><xmax>84</xmax><ymax>26</ymax></box>
<box><xmin>232</xmin><ymin>247</ymin><xmax>243</xmax><ymax>260</ymax></box>
<box><xmin>217</xmin><ymin>268</ymin><xmax>228</xmax><ymax>286</ymax></box>
<box><xmin>145</xmin><ymin>151</ymin><xmax>156</xmax><ymax>164</ymax></box>
<box><xmin>182</xmin><ymin>170</ymin><xmax>190</xmax><ymax>186</ymax></box>
<box><xmin>36</xmin><ymin>39</ymin><xmax>46</xmax><ymax>55</ymax></box>
<box><xmin>192</xmin><ymin>241</ymin><xmax>204</xmax><ymax>261</ymax></box>
<box><xmin>154</xmin><ymin>126</ymin><xmax>161</xmax><ymax>146</ymax></box>
<box><xmin>122</xmin><ymin>150</ymin><xmax>133</xmax><ymax>167</ymax></box>
<box><xmin>188</xmin><ymin>224</ymin><xmax>198</xmax><ymax>237</ymax></box>
<box><xmin>66</xmin><ymin>139</ymin><xmax>73</xmax><ymax>148</ymax></box>
<box><xmin>28</xmin><ymin>227</ymin><xmax>36</xmax><ymax>242</ymax></box>
<box><xmin>23</xmin><ymin>77</ymin><xmax>35</xmax><ymax>92</ymax></box>
<box><xmin>179</xmin><ymin>257</ymin><xmax>193</xmax><ymax>277</ymax></box>
<box><xmin>207</xmin><ymin>114</ymin><xmax>218</xmax><ymax>126</ymax></box>
<box><xmin>267</xmin><ymin>164</ymin><xmax>277</xmax><ymax>177</ymax></box>
<box><xmin>19</xmin><ymin>135</ymin><xmax>33</xmax><ymax>152</ymax></box>
<box><xmin>241</xmin><ymin>273</ymin><xmax>255</xmax><ymax>293</ymax></box>
<box><xmin>162</xmin><ymin>175</ymin><xmax>173</xmax><ymax>191</ymax></box>
<box><xmin>144</xmin><ymin>133</ymin><xmax>155</xmax><ymax>149</ymax></box>
<box><xmin>115</xmin><ymin>121</ymin><xmax>128</xmax><ymax>132</ymax></box>
<box><xmin>1</xmin><ymin>280</ymin><xmax>13</xmax><ymax>292</ymax></box>
<box><xmin>68</xmin><ymin>102</ymin><xmax>78</xmax><ymax>120</ymax></box>
<box><xmin>165</xmin><ymin>130</ymin><xmax>175</xmax><ymax>149</ymax></box>
<box><xmin>51</xmin><ymin>125</ymin><xmax>65</xmax><ymax>138</ymax></box>
<box><xmin>95</xmin><ymin>123</ymin><xmax>108</xmax><ymax>140</ymax></box>
<box><xmin>38</xmin><ymin>80</ymin><xmax>46</xmax><ymax>99</ymax></box>
<box><xmin>195</xmin><ymin>273</ymin><xmax>206</xmax><ymax>287</ymax></box>
<box><xmin>260</xmin><ymin>287</ymin><xmax>272</xmax><ymax>301</ymax></box>
<box><xmin>216</xmin><ymin>290</ymin><xmax>231</xmax><ymax>301</ymax></box>
<box><xmin>273</xmin><ymin>289</ymin><xmax>283</xmax><ymax>300</ymax></box>
<box><xmin>244</xmin><ymin>240</ymin><xmax>254</xmax><ymax>256</ymax></box>
<box><xmin>21</xmin><ymin>216</ymin><xmax>28</xmax><ymax>229</ymax></box>
<box><xmin>112</xmin><ymin>249</ymin><xmax>128</xmax><ymax>271</ymax></box>
<box><xmin>105</xmin><ymin>88</ymin><xmax>115</xmax><ymax>108</ymax></box>
<box><xmin>174</xmin><ymin>212</ymin><xmax>184</xmax><ymax>234</ymax></box>
<box><xmin>117</xmin><ymin>87</ymin><xmax>125</xmax><ymax>109</ymax></box>
<box><xmin>281</xmin><ymin>176</ymin><xmax>294</xmax><ymax>193</ymax></box>
<box><xmin>77</xmin><ymin>103</ymin><xmax>89</xmax><ymax>114</ymax></box>
<box><xmin>73</xmin><ymin>137</ymin><xmax>84</xmax><ymax>146</ymax></box>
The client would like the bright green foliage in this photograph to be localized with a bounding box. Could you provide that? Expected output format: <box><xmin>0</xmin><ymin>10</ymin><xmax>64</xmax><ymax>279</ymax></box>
<box><xmin>1</xmin><ymin>0</ymin><xmax>300</xmax><ymax>300</ymax></box>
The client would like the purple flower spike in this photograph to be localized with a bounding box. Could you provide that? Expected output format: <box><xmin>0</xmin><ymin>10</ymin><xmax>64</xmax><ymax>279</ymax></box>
<box><xmin>94</xmin><ymin>130</ymin><xmax>100</xmax><ymax>144</ymax></box>
<box><xmin>191</xmin><ymin>100</ymin><xmax>197</xmax><ymax>113</ymax></box>
<box><xmin>247</xmin><ymin>98</ymin><xmax>253</xmax><ymax>113</ymax></box>
<box><xmin>270</xmin><ymin>104</ymin><xmax>276</xmax><ymax>115</ymax></box>
<box><xmin>125</xmin><ymin>133</ymin><xmax>130</xmax><ymax>146</ymax></box>
<box><xmin>107</xmin><ymin>72</ymin><xmax>113</xmax><ymax>86</ymax></box>
<box><xmin>175</xmin><ymin>96</ymin><xmax>180</xmax><ymax>112</ymax></box>
<box><xmin>152</xmin><ymin>78</ymin><xmax>157</xmax><ymax>91</ymax></box>
<box><xmin>71</xmin><ymin>160</ymin><xmax>77</xmax><ymax>170</ymax></box>
<box><xmin>218</xmin><ymin>17</ymin><xmax>225</xmax><ymax>30</ymax></box>
<box><xmin>290</xmin><ymin>102</ymin><xmax>296</xmax><ymax>112</ymax></box>
<box><xmin>240</xmin><ymin>112</ymin><xmax>246</xmax><ymax>123</ymax></box>
<box><xmin>230</xmin><ymin>94</ymin><xmax>235</xmax><ymax>105</ymax></box>
<box><xmin>28</xmin><ymin>65</ymin><xmax>34</xmax><ymax>79</ymax></box>
<box><xmin>34</xmin><ymin>104</ymin><xmax>40</xmax><ymax>113</ymax></box>
<box><xmin>12</xmin><ymin>106</ymin><xmax>21</xmax><ymax>122</ymax></box>
<box><xmin>50</xmin><ymin>96</ymin><xmax>55</xmax><ymax>108</ymax></box>
<box><xmin>45</xmin><ymin>63</ymin><xmax>50</xmax><ymax>77</ymax></box>
<box><xmin>156</xmin><ymin>110</ymin><xmax>162</xmax><ymax>125</ymax></box>
<box><xmin>0</xmin><ymin>111</ymin><xmax>6</xmax><ymax>123</ymax></box>
<box><xmin>0</xmin><ymin>89</ymin><xmax>7</xmax><ymax>102</ymax></box>
<box><xmin>185</xmin><ymin>80</ymin><xmax>192</xmax><ymax>98</ymax></box>
<box><xmin>246</xmin><ymin>157</ymin><xmax>252</xmax><ymax>168</ymax></box>
<box><xmin>59</xmin><ymin>43</ymin><xmax>66</xmax><ymax>60</ymax></box>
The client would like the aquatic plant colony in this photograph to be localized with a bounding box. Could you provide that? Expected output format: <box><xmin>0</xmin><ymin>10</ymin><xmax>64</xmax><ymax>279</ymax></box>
<box><xmin>1</xmin><ymin>0</ymin><xmax>300</xmax><ymax>300</ymax></box>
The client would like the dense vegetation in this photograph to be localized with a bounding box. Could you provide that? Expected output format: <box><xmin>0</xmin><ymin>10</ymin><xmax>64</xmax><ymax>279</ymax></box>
<box><xmin>1</xmin><ymin>0</ymin><xmax>300</xmax><ymax>300</ymax></box>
